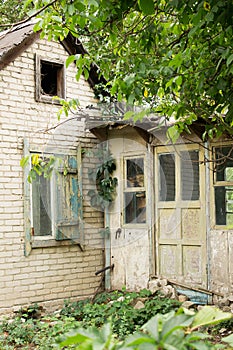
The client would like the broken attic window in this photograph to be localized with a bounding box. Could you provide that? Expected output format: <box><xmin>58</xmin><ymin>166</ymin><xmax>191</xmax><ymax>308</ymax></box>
<box><xmin>214</xmin><ymin>146</ymin><xmax>233</xmax><ymax>226</ymax></box>
<box><xmin>36</xmin><ymin>55</ymin><xmax>65</xmax><ymax>102</ymax></box>
<box><xmin>124</xmin><ymin>157</ymin><xmax>146</xmax><ymax>224</ymax></box>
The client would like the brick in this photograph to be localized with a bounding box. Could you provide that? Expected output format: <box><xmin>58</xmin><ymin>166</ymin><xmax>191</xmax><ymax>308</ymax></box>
<box><xmin>0</xmin><ymin>34</ymin><xmax>103</xmax><ymax>317</ymax></box>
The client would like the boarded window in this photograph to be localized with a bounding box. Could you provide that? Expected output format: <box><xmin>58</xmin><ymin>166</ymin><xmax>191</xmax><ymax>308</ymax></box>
<box><xmin>124</xmin><ymin>157</ymin><xmax>146</xmax><ymax>224</ymax></box>
<box><xmin>214</xmin><ymin>146</ymin><xmax>233</xmax><ymax>226</ymax></box>
<box><xmin>159</xmin><ymin>154</ymin><xmax>175</xmax><ymax>201</ymax></box>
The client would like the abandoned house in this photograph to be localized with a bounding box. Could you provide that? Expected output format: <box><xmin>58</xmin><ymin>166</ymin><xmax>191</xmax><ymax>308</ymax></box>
<box><xmin>0</xmin><ymin>20</ymin><xmax>232</xmax><ymax>316</ymax></box>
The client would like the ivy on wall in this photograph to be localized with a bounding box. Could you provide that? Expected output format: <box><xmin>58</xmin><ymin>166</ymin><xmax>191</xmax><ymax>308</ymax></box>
<box><xmin>87</xmin><ymin>145</ymin><xmax>118</xmax><ymax>211</ymax></box>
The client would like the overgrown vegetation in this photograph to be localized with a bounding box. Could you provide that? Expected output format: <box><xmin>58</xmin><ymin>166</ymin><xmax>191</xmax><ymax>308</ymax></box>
<box><xmin>0</xmin><ymin>290</ymin><xmax>232</xmax><ymax>349</ymax></box>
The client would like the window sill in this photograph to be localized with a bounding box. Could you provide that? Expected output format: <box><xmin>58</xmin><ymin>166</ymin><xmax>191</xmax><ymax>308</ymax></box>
<box><xmin>212</xmin><ymin>225</ymin><xmax>233</xmax><ymax>231</ymax></box>
<box><xmin>35</xmin><ymin>96</ymin><xmax>62</xmax><ymax>104</ymax></box>
<box><xmin>32</xmin><ymin>239</ymin><xmax>84</xmax><ymax>251</ymax></box>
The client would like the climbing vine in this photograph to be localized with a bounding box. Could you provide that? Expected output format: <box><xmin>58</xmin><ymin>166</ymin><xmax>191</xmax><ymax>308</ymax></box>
<box><xmin>87</xmin><ymin>145</ymin><xmax>118</xmax><ymax>210</ymax></box>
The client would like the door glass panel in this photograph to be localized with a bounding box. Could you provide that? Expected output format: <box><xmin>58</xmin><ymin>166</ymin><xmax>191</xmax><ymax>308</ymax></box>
<box><xmin>181</xmin><ymin>151</ymin><xmax>199</xmax><ymax>200</ymax></box>
<box><xmin>124</xmin><ymin>191</ymin><xmax>146</xmax><ymax>223</ymax></box>
<box><xmin>126</xmin><ymin>158</ymin><xmax>144</xmax><ymax>187</ymax></box>
<box><xmin>159</xmin><ymin>154</ymin><xmax>175</xmax><ymax>201</ymax></box>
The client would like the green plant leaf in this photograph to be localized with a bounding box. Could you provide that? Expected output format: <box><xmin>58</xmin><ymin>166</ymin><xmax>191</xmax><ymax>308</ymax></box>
<box><xmin>66</xmin><ymin>55</ymin><xmax>76</xmax><ymax>68</ymax></box>
<box><xmin>191</xmin><ymin>306</ymin><xmax>232</xmax><ymax>331</ymax></box>
<box><xmin>124</xmin><ymin>110</ymin><xmax>135</xmax><ymax>120</ymax></box>
<box><xmin>20</xmin><ymin>156</ymin><xmax>29</xmax><ymax>168</ymax></box>
<box><xmin>166</xmin><ymin>125</ymin><xmax>180</xmax><ymax>143</ymax></box>
<box><xmin>222</xmin><ymin>333</ymin><xmax>233</xmax><ymax>346</ymax></box>
<box><xmin>138</xmin><ymin>0</ymin><xmax>155</xmax><ymax>15</ymax></box>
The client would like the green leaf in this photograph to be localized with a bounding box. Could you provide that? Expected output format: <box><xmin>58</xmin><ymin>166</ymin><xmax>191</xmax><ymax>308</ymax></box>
<box><xmin>141</xmin><ymin>315</ymin><xmax>160</xmax><ymax>340</ymax></box>
<box><xmin>226</xmin><ymin>54</ymin><xmax>233</xmax><ymax>67</ymax></box>
<box><xmin>175</xmin><ymin>75</ymin><xmax>182</xmax><ymax>87</ymax></box>
<box><xmin>157</xmin><ymin>87</ymin><xmax>164</xmax><ymax>98</ymax></box>
<box><xmin>222</xmin><ymin>333</ymin><xmax>233</xmax><ymax>346</ymax></box>
<box><xmin>191</xmin><ymin>306</ymin><xmax>232</xmax><ymax>331</ymax></box>
<box><xmin>138</xmin><ymin>0</ymin><xmax>155</xmax><ymax>15</ymax></box>
<box><xmin>66</xmin><ymin>55</ymin><xmax>76</xmax><ymax>68</ymax></box>
<box><xmin>166</xmin><ymin>125</ymin><xmax>180</xmax><ymax>143</ymax></box>
<box><xmin>124</xmin><ymin>111</ymin><xmax>135</xmax><ymax>120</ymax></box>
<box><xmin>20</xmin><ymin>156</ymin><xmax>29</xmax><ymax>168</ymax></box>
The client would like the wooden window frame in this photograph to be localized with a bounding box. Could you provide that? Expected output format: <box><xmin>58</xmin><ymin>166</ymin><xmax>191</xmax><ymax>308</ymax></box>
<box><xmin>24</xmin><ymin>140</ymin><xmax>84</xmax><ymax>255</ymax></box>
<box><xmin>212</xmin><ymin>144</ymin><xmax>233</xmax><ymax>228</ymax></box>
<box><xmin>35</xmin><ymin>54</ymin><xmax>66</xmax><ymax>104</ymax></box>
<box><xmin>122</xmin><ymin>154</ymin><xmax>147</xmax><ymax>226</ymax></box>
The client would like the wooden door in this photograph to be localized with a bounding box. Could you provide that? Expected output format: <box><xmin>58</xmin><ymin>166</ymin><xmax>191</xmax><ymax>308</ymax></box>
<box><xmin>155</xmin><ymin>144</ymin><xmax>207</xmax><ymax>287</ymax></box>
<box><xmin>108</xmin><ymin>133</ymin><xmax>152</xmax><ymax>291</ymax></box>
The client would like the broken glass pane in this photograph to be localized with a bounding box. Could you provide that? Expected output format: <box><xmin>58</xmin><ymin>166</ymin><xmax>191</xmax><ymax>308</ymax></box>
<box><xmin>126</xmin><ymin>158</ymin><xmax>144</xmax><ymax>187</ymax></box>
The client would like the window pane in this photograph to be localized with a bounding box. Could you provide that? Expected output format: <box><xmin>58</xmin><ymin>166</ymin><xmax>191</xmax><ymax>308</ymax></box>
<box><xmin>126</xmin><ymin>158</ymin><xmax>144</xmax><ymax>187</ymax></box>
<box><xmin>215</xmin><ymin>147</ymin><xmax>233</xmax><ymax>181</ymax></box>
<box><xmin>124</xmin><ymin>191</ymin><xmax>146</xmax><ymax>223</ymax></box>
<box><xmin>32</xmin><ymin>175</ymin><xmax>52</xmax><ymax>236</ymax></box>
<box><xmin>181</xmin><ymin>151</ymin><xmax>199</xmax><ymax>200</ymax></box>
<box><xmin>215</xmin><ymin>186</ymin><xmax>233</xmax><ymax>226</ymax></box>
<box><xmin>159</xmin><ymin>154</ymin><xmax>175</xmax><ymax>201</ymax></box>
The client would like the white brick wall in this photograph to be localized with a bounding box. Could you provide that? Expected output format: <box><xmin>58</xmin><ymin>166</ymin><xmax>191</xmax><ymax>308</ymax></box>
<box><xmin>0</xmin><ymin>35</ymin><xmax>105</xmax><ymax>315</ymax></box>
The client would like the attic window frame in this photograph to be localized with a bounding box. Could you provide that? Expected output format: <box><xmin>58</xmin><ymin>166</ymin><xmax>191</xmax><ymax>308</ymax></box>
<box><xmin>35</xmin><ymin>54</ymin><xmax>65</xmax><ymax>103</ymax></box>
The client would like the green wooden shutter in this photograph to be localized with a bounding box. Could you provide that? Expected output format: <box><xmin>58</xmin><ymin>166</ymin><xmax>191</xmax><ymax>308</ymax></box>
<box><xmin>55</xmin><ymin>146</ymin><xmax>83</xmax><ymax>247</ymax></box>
<box><xmin>24</xmin><ymin>139</ymin><xmax>32</xmax><ymax>256</ymax></box>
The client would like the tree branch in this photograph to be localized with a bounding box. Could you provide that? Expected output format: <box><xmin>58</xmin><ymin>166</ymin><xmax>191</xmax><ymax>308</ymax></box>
<box><xmin>0</xmin><ymin>0</ymin><xmax>57</xmax><ymax>29</ymax></box>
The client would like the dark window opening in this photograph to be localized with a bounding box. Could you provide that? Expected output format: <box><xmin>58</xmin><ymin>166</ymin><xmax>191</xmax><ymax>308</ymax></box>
<box><xmin>159</xmin><ymin>154</ymin><xmax>175</xmax><ymax>201</ymax></box>
<box><xmin>40</xmin><ymin>60</ymin><xmax>64</xmax><ymax>97</ymax></box>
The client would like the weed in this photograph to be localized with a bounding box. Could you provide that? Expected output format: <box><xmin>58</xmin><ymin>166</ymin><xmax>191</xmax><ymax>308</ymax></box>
<box><xmin>0</xmin><ymin>290</ymin><xmax>232</xmax><ymax>349</ymax></box>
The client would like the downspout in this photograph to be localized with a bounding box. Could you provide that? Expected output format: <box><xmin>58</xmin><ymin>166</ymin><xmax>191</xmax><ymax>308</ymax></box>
<box><xmin>104</xmin><ymin>140</ymin><xmax>111</xmax><ymax>290</ymax></box>
<box><xmin>205</xmin><ymin>141</ymin><xmax>211</xmax><ymax>294</ymax></box>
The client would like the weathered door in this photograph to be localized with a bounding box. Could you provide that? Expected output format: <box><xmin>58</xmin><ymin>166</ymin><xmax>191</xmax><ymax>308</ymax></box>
<box><xmin>108</xmin><ymin>129</ymin><xmax>152</xmax><ymax>291</ymax></box>
<box><xmin>155</xmin><ymin>144</ymin><xmax>207</xmax><ymax>288</ymax></box>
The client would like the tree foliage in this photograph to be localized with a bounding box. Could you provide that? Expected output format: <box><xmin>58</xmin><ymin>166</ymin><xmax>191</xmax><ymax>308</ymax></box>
<box><xmin>0</xmin><ymin>0</ymin><xmax>28</xmax><ymax>29</ymax></box>
<box><xmin>10</xmin><ymin>1</ymin><xmax>233</xmax><ymax>138</ymax></box>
